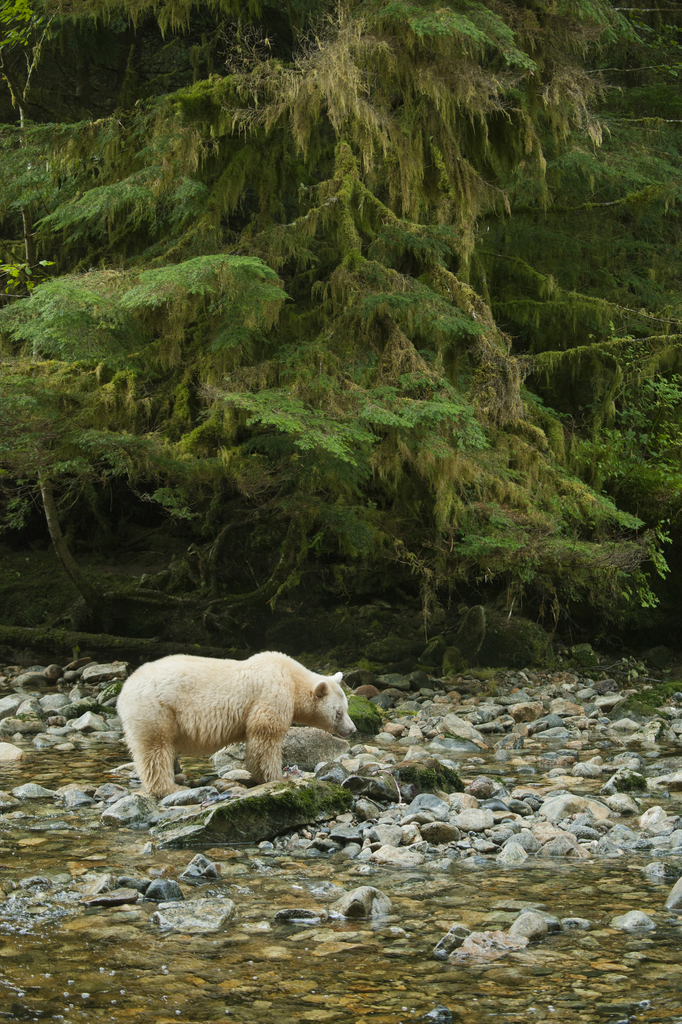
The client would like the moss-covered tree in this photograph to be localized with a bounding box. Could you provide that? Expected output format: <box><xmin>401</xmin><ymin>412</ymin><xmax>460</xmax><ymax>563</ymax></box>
<box><xmin>0</xmin><ymin>0</ymin><xmax>679</xmax><ymax>644</ymax></box>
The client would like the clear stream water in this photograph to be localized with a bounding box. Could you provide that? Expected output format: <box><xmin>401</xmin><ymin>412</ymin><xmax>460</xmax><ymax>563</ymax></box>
<box><xmin>1</xmin><ymin>742</ymin><xmax>681</xmax><ymax>1024</ymax></box>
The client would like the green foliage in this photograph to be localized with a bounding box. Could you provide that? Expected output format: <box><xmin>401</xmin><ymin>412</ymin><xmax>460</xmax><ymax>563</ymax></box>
<box><xmin>0</xmin><ymin>0</ymin><xmax>678</xmax><ymax>630</ymax></box>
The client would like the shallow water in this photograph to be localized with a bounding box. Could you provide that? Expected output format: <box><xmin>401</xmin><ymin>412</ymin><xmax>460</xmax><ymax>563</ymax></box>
<box><xmin>1</xmin><ymin>744</ymin><xmax>682</xmax><ymax>1024</ymax></box>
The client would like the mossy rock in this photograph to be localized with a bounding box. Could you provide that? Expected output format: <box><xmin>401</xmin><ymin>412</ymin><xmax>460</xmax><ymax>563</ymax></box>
<box><xmin>391</xmin><ymin>758</ymin><xmax>464</xmax><ymax>795</ymax></box>
<box><xmin>99</xmin><ymin>680</ymin><xmax>125</xmax><ymax>702</ymax></box>
<box><xmin>611</xmin><ymin>770</ymin><xmax>647</xmax><ymax>793</ymax></box>
<box><xmin>442</xmin><ymin>646</ymin><xmax>464</xmax><ymax>677</ymax></box>
<box><xmin>569</xmin><ymin>643</ymin><xmax>599</xmax><ymax>669</ymax></box>
<box><xmin>364</xmin><ymin>636</ymin><xmax>423</xmax><ymax>664</ymax></box>
<box><xmin>619</xmin><ymin>681</ymin><xmax>682</xmax><ymax>718</ymax></box>
<box><xmin>347</xmin><ymin>694</ymin><xmax>383</xmax><ymax>735</ymax></box>
<box><xmin>476</xmin><ymin>611</ymin><xmax>554</xmax><ymax>669</ymax></box>
<box><xmin>150</xmin><ymin>779</ymin><xmax>353</xmax><ymax>848</ymax></box>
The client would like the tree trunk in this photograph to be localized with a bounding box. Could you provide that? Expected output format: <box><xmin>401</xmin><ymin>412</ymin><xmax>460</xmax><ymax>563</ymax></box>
<box><xmin>39</xmin><ymin>475</ymin><xmax>106</xmax><ymax>622</ymax></box>
<box><xmin>0</xmin><ymin>622</ymin><xmax>238</xmax><ymax>665</ymax></box>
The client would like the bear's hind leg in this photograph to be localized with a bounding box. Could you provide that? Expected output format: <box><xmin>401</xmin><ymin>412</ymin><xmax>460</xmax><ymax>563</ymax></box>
<box><xmin>245</xmin><ymin>729</ymin><xmax>286</xmax><ymax>783</ymax></box>
<box><xmin>131</xmin><ymin>742</ymin><xmax>183</xmax><ymax>798</ymax></box>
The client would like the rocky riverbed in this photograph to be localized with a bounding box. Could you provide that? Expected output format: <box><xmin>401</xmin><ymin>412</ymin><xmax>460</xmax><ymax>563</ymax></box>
<box><xmin>1</xmin><ymin>653</ymin><xmax>682</xmax><ymax>1023</ymax></box>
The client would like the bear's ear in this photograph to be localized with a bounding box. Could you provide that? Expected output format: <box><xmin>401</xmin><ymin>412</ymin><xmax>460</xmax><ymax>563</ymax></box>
<box><xmin>314</xmin><ymin>680</ymin><xmax>328</xmax><ymax>698</ymax></box>
<box><xmin>330</xmin><ymin>672</ymin><xmax>343</xmax><ymax>683</ymax></box>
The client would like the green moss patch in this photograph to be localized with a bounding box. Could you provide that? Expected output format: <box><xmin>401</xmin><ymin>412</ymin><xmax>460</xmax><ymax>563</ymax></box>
<box><xmin>391</xmin><ymin>758</ymin><xmax>464</xmax><ymax>794</ymax></box>
<box><xmin>619</xmin><ymin>681</ymin><xmax>682</xmax><ymax>718</ymax></box>
<box><xmin>347</xmin><ymin>694</ymin><xmax>383</xmax><ymax>735</ymax></box>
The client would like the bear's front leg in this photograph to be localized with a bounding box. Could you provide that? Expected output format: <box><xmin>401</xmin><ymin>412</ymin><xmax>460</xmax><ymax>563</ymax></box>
<box><xmin>244</xmin><ymin>728</ymin><xmax>287</xmax><ymax>784</ymax></box>
<box><xmin>133</xmin><ymin>742</ymin><xmax>185</xmax><ymax>798</ymax></box>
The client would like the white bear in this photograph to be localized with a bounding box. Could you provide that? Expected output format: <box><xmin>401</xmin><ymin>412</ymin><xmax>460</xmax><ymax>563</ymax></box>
<box><xmin>116</xmin><ymin>651</ymin><xmax>356</xmax><ymax>798</ymax></box>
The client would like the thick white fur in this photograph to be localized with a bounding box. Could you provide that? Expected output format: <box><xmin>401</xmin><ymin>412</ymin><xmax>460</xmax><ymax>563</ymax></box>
<box><xmin>117</xmin><ymin>651</ymin><xmax>356</xmax><ymax>798</ymax></box>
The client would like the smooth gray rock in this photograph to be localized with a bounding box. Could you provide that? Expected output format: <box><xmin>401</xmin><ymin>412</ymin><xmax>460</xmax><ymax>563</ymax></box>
<box><xmin>69</xmin><ymin>711</ymin><xmax>108</xmax><ymax>732</ymax></box>
<box><xmin>610</xmin><ymin>910</ymin><xmax>656</xmax><ymax>932</ymax></box>
<box><xmin>151</xmin><ymin>897</ymin><xmax>235</xmax><ymax>932</ymax></box>
<box><xmin>508</xmin><ymin>911</ymin><xmax>548</xmax><ymax>942</ymax></box>
<box><xmin>367</xmin><ymin>824</ymin><xmax>402</xmax><ymax>847</ymax></box>
<box><xmin>665</xmin><ymin>877</ymin><xmax>682</xmax><ymax>911</ymax></box>
<box><xmin>38</xmin><ymin>694</ymin><xmax>70</xmax><ymax>712</ymax></box>
<box><xmin>160</xmin><ymin>787</ymin><xmax>218</xmax><ymax>807</ymax></box>
<box><xmin>281</xmin><ymin>727</ymin><xmax>350</xmax><ymax>771</ymax></box>
<box><xmin>101</xmin><ymin>794</ymin><xmax>160</xmax><ymax>827</ymax></box>
<box><xmin>433</xmin><ymin>923</ymin><xmax>471</xmax><ymax>960</ymax></box>
<box><xmin>329</xmin><ymin>886</ymin><xmax>391</xmax><ymax>918</ymax></box>
<box><xmin>81</xmin><ymin>662</ymin><xmax>129</xmax><ymax>684</ymax></box>
<box><xmin>560</xmin><ymin>917</ymin><xmax>592</xmax><ymax>931</ymax></box>
<box><xmin>12</xmin><ymin>783</ymin><xmax>55</xmax><ymax>799</ymax></box>
<box><xmin>496</xmin><ymin>842</ymin><xmax>528</xmax><ymax>866</ymax></box>
<box><xmin>406</xmin><ymin>793</ymin><xmax>449</xmax><ymax>821</ymax></box>
<box><xmin>452</xmin><ymin>808</ymin><xmax>494</xmax><ymax>832</ymax></box>
<box><xmin>0</xmin><ymin>695</ymin><xmax>23</xmax><ymax>721</ymax></box>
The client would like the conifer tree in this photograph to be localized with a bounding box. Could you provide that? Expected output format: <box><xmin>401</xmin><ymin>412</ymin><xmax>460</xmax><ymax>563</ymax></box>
<box><xmin>0</xmin><ymin>0</ymin><xmax>678</xmax><ymax>638</ymax></box>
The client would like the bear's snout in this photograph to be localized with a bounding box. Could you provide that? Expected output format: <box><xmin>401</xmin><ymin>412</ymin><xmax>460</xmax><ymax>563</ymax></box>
<box><xmin>336</xmin><ymin>715</ymin><xmax>357</xmax><ymax>737</ymax></box>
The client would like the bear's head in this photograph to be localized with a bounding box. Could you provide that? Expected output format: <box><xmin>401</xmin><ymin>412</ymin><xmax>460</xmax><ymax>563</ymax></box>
<box><xmin>311</xmin><ymin>674</ymin><xmax>356</xmax><ymax>738</ymax></box>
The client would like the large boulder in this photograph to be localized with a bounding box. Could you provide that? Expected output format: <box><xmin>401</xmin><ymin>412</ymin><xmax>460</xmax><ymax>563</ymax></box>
<box><xmin>149</xmin><ymin>778</ymin><xmax>352</xmax><ymax>848</ymax></box>
<box><xmin>477</xmin><ymin>611</ymin><xmax>553</xmax><ymax>668</ymax></box>
<box><xmin>281</xmin><ymin>727</ymin><xmax>350</xmax><ymax>770</ymax></box>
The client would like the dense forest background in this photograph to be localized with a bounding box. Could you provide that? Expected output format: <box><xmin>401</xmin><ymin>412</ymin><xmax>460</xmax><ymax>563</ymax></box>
<box><xmin>0</xmin><ymin>0</ymin><xmax>680</xmax><ymax>662</ymax></box>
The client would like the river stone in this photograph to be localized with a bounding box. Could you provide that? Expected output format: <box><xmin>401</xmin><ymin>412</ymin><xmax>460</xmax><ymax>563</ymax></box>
<box><xmin>509</xmin><ymin>702</ymin><xmax>543</xmax><ymax>723</ymax></box>
<box><xmin>160</xmin><ymin>786</ymin><xmax>218</xmax><ymax>807</ymax></box>
<box><xmin>433</xmin><ymin>923</ymin><xmax>471</xmax><ymax>960</ymax></box>
<box><xmin>376</xmin><ymin>674</ymin><xmax>411</xmax><ymax>691</ymax></box>
<box><xmin>647</xmin><ymin>770</ymin><xmax>682</xmax><ymax>792</ymax></box>
<box><xmin>38</xmin><ymin>694</ymin><xmax>70</xmax><ymax>712</ymax></box>
<box><xmin>571</xmin><ymin>762</ymin><xmax>602</xmax><ymax>779</ymax></box>
<box><xmin>496</xmin><ymin>842</ymin><xmax>528</xmax><ymax>866</ymax></box>
<box><xmin>0</xmin><ymin>695</ymin><xmax>23</xmax><ymax>720</ymax></box>
<box><xmin>600</xmin><ymin>770</ymin><xmax>647</xmax><ymax>795</ymax></box>
<box><xmin>541</xmin><ymin>793</ymin><xmax>594</xmax><ymax>822</ymax></box>
<box><xmin>440</xmin><ymin>714</ymin><xmax>487</xmax><ymax>749</ymax></box>
<box><xmin>0</xmin><ymin>742</ymin><xmax>24</xmax><ymax>761</ymax></box>
<box><xmin>151</xmin><ymin>897</ymin><xmax>236</xmax><ymax>932</ymax></box>
<box><xmin>1</xmin><ymin>716</ymin><xmax>43</xmax><ymax>735</ymax></box>
<box><xmin>610</xmin><ymin>910</ymin><xmax>656</xmax><ymax>932</ymax></box>
<box><xmin>367</xmin><ymin>824</ymin><xmax>403</xmax><ymax>847</ymax></box>
<box><xmin>150</xmin><ymin>779</ymin><xmax>352</xmax><ymax>848</ymax></box>
<box><xmin>450</xmin><ymin>930</ymin><xmax>529</xmax><ymax>963</ymax></box>
<box><xmin>81</xmin><ymin>662</ymin><xmax>129</xmax><ymax>684</ymax></box>
<box><xmin>640</xmin><ymin>806</ymin><xmax>667</xmax><ymax>831</ymax></box>
<box><xmin>561</xmin><ymin>917</ymin><xmax>591</xmax><ymax>930</ymax></box>
<box><xmin>63</xmin><ymin>789</ymin><xmax>95</xmax><ymax>809</ymax></box>
<box><xmin>101</xmin><ymin>794</ymin><xmax>160</xmax><ymax>827</ymax></box>
<box><xmin>12</xmin><ymin>783</ymin><xmax>56</xmax><ymax>799</ymax></box>
<box><xmin>329</xmin><ymin>886</ymin><xmax>391</xmax><ymax>918</ymax></box>
<box><xmin>610</xmin><ymin>718</ymin><xmax>640</xmax><ymax>732</ymax></box>
<box><xmin>342</xmin><ymin>773</ymin><xmax>400</xmax><ymax>803</ymax></box>
<box><xmin>370</xmin><ymin>845</ymin><xmax>426</xmax><ymax>868</ymax></box>
<box><xmin>452</xmin><ymin>808</ymin><xmax>494</xmax><ymax>832</ymax></box>
<box><xmin>145</xmin><ymin>878</ymin><xmax>184</xmax><ymax>902</ymax></box>
<box><xmin>315</xmin><ymin>762</ymin><xmax>350</xmax><ymax>785</ymax></box>
<box><xmin>282</xmin><ymin>727</ymin><xmax>350</xmax><ymax>770</ymax></box>
<box><xmin>508</xmin><ymin>911</ymin><xmax>548</xmax><ymax>942</ymax></box>
<box><xmin>420</xmin><ymin>822</ymin><xmax>461</xmax><ymax>844</ymax></box>
<box><xmin>540</xmin><ymin>833</ymin><xmax>589</xmax><ymax>858</ymax></box>
<box><xmin>16</xmin><ymin>698</ymin><xmax>45</xmax><ymax>718</ymax></box>
<box><xmin>82</xmin><ymin>887</ymin><xmax>140</xmax><ymax>907</ymax></box>
<box><xmin>11</xmin><ymin>672</ymin><xmax>48</xmax><ymax>689</ymax></box>
<box><xmin>665</xmin><ymin>877</ymin><xmax>682</xmax><ymax>911</ymax></box>
<box><xmin>504</xmin><ymin>831</ymin><xmax>541</xmax><ymax>853</ymax></box>
<box><xmin>0</xmin><ymin>790</ymin><xmax>20</xmax><ymax>809</ymax></box>
<box><xmin>406</xmin><ymin>793</ymin><xmax>450</xmax><ymax>820</ymax></box>
<box><xmin>69</xmin><ymin>711</ymin><xmax>108</xmax><ymax>732</ymax></box>
<box><xmin>605</xmin><ymin>793</ymin><xmax>639</xmax><ymax>815</ymax></box>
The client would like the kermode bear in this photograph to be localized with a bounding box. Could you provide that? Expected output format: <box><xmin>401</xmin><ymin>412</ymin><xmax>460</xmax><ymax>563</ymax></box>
<box><xmin>117</xmin><ymin>651</ymin><xmax>356</xmax><ymax>798</ymax></box>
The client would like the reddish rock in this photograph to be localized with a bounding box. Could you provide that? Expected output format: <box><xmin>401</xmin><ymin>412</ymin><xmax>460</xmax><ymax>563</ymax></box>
<box><xmin>354</xmin><ymin>685</ymin><xmax>380</xmax><ymax>698</ymax></box>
